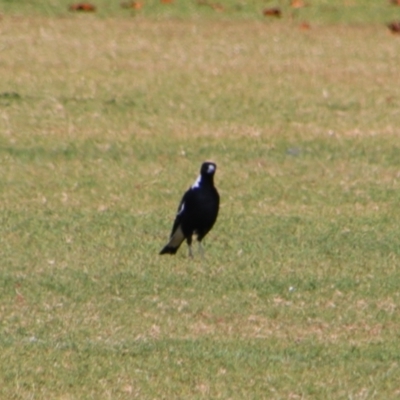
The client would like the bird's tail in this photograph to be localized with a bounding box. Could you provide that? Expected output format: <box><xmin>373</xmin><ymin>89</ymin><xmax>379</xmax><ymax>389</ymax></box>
<box><xmin>159</xmin><ymin>244</ymin><xmax>179</xmax><ymax>255</ymax></box>
<box><xmin>159</xmin><ymin>225</ymin><xmax>185</xmax><ymax>255</ymax></box>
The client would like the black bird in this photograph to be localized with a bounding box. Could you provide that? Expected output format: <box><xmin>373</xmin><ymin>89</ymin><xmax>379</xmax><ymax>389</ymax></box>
<box><xmin>160</xmin><ymin>161</ymin><xmax>220</xmax><ymax>257</ymax></box>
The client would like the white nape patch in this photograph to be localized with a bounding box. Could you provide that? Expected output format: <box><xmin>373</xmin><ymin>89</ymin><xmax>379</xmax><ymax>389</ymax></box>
<box><xmin>207</xmin><ymin>164</ymin><xmax>215</xmax><ymax>173</ymax></box>
<box><xmin>177</xmin><ymin>202</ymin><xmax>185</xmax><ymax>215</ymax></box>
<box><xmin>191</xmin><ymin>175</ymin><xmax>202</xmax><ymax>189</ymax></box>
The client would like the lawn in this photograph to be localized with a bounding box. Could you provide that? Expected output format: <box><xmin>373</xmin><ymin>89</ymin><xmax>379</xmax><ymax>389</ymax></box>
<box><xmin>1</xmin><ymin>1</ymin><xmax>400</xmax><ymax>398</ymax></box>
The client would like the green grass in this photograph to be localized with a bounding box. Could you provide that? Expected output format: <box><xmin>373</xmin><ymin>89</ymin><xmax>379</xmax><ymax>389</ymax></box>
<box><xmin>1</xmin><ymin>1</ymin><xmax>400</xmax><ymax>399</ymax></box>
<box><xmin>1</xmin><ymin>0</ymin><xmax>400</xmax><ymax>23</ymax></box>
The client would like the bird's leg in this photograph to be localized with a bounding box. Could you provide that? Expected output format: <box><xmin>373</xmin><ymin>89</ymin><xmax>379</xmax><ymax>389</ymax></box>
<box><xmin>198</xmin><ymin>241</ymin><xmax>205</xmax><ymax>259</ymax></box>
<box><xmin>187</xmin><ymin>237</ymin><xmax>193</xmax><ymax>258</ymax></box>
<box><xmin>188</xmin><ymin>245</ymin><xmax>193</xmax><ymax>258</ymax></box>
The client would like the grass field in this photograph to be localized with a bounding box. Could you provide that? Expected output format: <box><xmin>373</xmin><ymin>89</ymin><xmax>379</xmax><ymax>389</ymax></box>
<box><xmin>1</xmin><ymin>1</ymin><xmax>400</xmax><ymax>398</ymax></box>
<box><xmin>1</xmin><ymin>0</ymin><xmax>400</xmax><ymax>23</ymax></box>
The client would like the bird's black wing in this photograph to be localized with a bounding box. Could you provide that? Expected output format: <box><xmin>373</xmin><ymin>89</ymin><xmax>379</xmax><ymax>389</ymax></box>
<box><xmin>170</xmin><ymin>188</ymin><xmax>193</xmax><ymax>236</ymax></box>
<box><xmin>159</xmin><ymin>188</ymin><xmax>194</xmax><ymax>255</ymax></box>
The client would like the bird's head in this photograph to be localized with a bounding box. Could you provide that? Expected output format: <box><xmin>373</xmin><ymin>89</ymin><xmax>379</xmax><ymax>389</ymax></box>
<box><xmin>200</xmin><ymin>161</ymin><xmax>217</xmax><ymax>177</ymax></box>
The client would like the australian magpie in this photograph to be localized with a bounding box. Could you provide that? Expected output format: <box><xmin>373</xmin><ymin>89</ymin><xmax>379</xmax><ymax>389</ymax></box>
<box><xmin>160</xmin><ymin>161</ymin><xmax>220</xmax><ymax>257</ymax></box>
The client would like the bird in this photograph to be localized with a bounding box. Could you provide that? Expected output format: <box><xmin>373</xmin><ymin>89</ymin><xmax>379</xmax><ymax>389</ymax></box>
<box><xmin>69</xmin><ymin>3</ymin><xmax>96</xmax><ymax>11</ymax></box>
<box><xmin>160</xmin><ymin>161</ymin><xmax>220</xmax><ymax>257</ymax></box>
<box><xmin>262</xmin><ymin>7</ymin><xmax>282</xmax><ymax>18</ymax></box>
<box><xmin>388</xmin><ymin>21</ymin><xmax>400</xmax><ymax>34</ymax></box>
